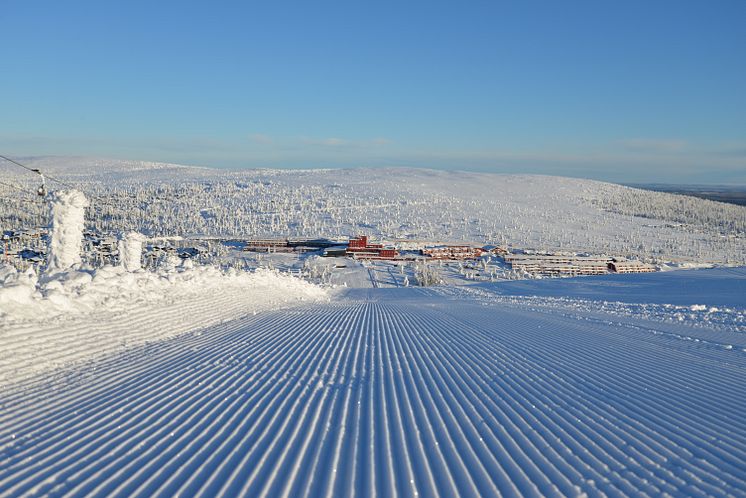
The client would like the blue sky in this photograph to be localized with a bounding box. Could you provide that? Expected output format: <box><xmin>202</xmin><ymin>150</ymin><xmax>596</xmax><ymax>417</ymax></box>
<box><xmin>1</xmin><ymin>0</ymin><xmax>745</xmax><ymax>183</ymax></box>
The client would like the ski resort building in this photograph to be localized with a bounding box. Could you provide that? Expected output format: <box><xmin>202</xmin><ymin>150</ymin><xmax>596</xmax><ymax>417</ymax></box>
<box><xmin>2</xmin><ymin>229</ymin><xmax>48</xmax><ymax>270</ymax></box>
<box><xmin>421</xmin><ymin>245</ymin><xmax>485</xmax><ymax>260</ymax></box>
<box><xmin>483</xmin><ymin>245</ymin><xmax>509</xmax><ymax>256</ymax></box>
<box><xmin>504</xmin><ymin>254</ymin><xmax>612</xmax><ymax>266</ymax></box>
<box><xmin>244</xmin><ymin>238</ymin><xmax>341</xmax><ymax>253</ymax></box>
<box><xmin>609</xmin><ymin>259</ymin><xmax>657</xmax><ymax>273</ymax></box>
<box><xmin>346</xmin><ymin>236</ymin><xmax>398</xmax><ymax>260</ymax></box>
<box><xmin>178</xmin><ymin>246</ymin><xmax>208</xmax><ymax>259</ymax></box>
<box><xmin>510</xmin><ymin>260</ymin><xmax>609</xmax><ymax>276</ymax></box>
<box><xmin>243</xmin><ymin>239</ymin><xmax>293</xmax><ymax>253</ymax></box>
<box><xmin>504</xmin><ymin>253</ymin><xmax>657</xmax><ymax>275</ymax></box>
<box><xmin>322</xmin><ymin>245</ymin><xmax>348</xmax><ymax>257</ymax></box>
<box><xmin>287</xmin><ymin>238</ymin><xmax>341</xmax><ymax>249</ymax></box>
<box><xmin>3</xmin><ymin>229</ymin><xmax>45</xmax><ymax>243</ymax></box>
<box><xmin>504</xmin><ymin>254</ymin><xmax>612</xmax><ymax>276</ymax></box>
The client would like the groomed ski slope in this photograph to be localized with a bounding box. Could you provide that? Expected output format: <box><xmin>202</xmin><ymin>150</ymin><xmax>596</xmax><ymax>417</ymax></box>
<box><xmin>2</xmin><ymin>288</ymin><xmax>745</xmax><ymax>497</ymax></box>
<box><xmin>0</xmin><ymin>267</ymin><xmax>328</xmax><ymax>387</ymax></box>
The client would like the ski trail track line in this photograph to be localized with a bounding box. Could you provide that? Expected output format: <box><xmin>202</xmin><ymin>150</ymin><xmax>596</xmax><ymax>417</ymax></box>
<box><xmin>1</xmin><ymin>289</ymin><xmax>746</xmax><ymax>497</ymax></box>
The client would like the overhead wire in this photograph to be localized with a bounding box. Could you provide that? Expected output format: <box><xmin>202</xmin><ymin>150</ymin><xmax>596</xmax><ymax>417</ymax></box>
<box><xmin>0</xmin><ymin>154</ymin><xmax>248</xmax><ymax>235</ymax></box>
<box><xmin>0</xmin><ymin>155</ymin><xmax>146</xmax><ymax>232</ymax></box>
<box><xmin>0</xmin><ymin>155</ymin><xmax>133</xmax><ymax>233</ymax></box>
<box><xmin>0</xmin><ymin>179</ymin><xmax>49</xmax><ymax>229</ymax></box>
<box><xmin>0</xmin><ymin>154</ymin><xmax>42</xmax><ymax>175</ymax></box>
<box><xmin>0</xmin><ymin>156</ymin><xmax>214</xmax><ymax>254</ymax></box>
<box><xmin>1</xmin><ymin>155</ymin><xmax>257</xmax><ymax>212</ymax></box>
<box><xmin>0</xmin><ymin>154</ymin><xmax>108</xmax><ymax>202</ymax></box>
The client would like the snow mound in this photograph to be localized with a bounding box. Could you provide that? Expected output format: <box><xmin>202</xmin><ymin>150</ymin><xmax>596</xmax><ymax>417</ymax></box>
<box><xmin>1</xmin><ymin>265</ymin><xmax>325</xmax><ymax>322</ymax></box>
<box><xmin>0</xmin><ymin>264</ymin><xmax>328</xmax><ymax>386</ymax></box>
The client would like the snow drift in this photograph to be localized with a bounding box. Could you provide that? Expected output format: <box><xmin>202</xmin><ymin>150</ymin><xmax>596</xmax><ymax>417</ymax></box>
<box><xmin>0</xmin><ymin>264</ymin><xmax>328</xmax><ymax>386</ymax></box>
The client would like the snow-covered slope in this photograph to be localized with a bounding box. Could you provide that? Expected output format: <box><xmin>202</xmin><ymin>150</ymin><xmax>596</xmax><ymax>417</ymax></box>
<box><xmin>0</xmin><ymin>266</ymin><xmax>328</xmax><ymax>387</ymax></box>
<box><xmin>2</xmin><ymin>158</ymin><xmax>745</xmax><ymax>496</ymax></box>
<box><xmin>4</xmin><ymin>156</ymin><xmax>197</xmax><ymax>176</ymax></box>
<box><xmin>482</xmin><ymin>266</ymin><xmax>746</xmax><ymax>309</ymax></box>
<box><xmin>1</xmin><ymin>284</ymin><xmax>744</xmax><ymax>497</ymax></box>
<box><xmin>1</xmin><ymin>157</ymin><xmax>744</xmax><ymax>264</ymax></box>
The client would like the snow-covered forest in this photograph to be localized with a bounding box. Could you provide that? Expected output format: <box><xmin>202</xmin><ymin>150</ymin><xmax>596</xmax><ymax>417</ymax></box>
<box><xmin>1</xmin><ymin>157</ymin><xmax>745</xmax><ymax>265</ymax></box>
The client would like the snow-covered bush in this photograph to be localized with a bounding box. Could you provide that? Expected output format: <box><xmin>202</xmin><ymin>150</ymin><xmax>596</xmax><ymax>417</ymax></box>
<box><xmin>414</xmin><ymin>261</ymin><xmax>442</xmax><ymax>286</ymax></box>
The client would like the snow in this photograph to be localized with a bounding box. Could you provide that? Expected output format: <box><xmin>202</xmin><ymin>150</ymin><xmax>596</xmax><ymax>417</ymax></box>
<box><xmin>1</xmin><ymin>158</ymin><xmax>746</xmax><ymax>496</ymax></box>
<box><xmin>0</xmin><ymin>265</ymin><xmax>328</xmax><ymax>386</ymax></box>
<box><xmin>2</xmin><ymin>159</ymin><xmax>745</xmax><ymax>265</ymax></box>
<box><xmin>481</xmin><ymin>266</ymin><xmax>746</xmax><ymax>309</ymax></box>
<box><xmin>119</xmin><ymin>231</ymin><xmax>145</xmax><ymax>271</ymax></box>
<box><xmin>1</xmin><ymin>282</ymin><xmax>744</xmax><ymax>496</ymax></box>
<box><xmin>45</xmin><ymin>190</ymin><xmax>89</xmax><ymax>274</ymax></box>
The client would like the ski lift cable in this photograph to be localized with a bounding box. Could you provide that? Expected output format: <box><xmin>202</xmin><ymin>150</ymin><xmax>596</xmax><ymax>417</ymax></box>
<box><xmin>0</xmin><ymin>154</ymin><xmax>62</xmax><ymax>192</ymax></box>
<box><xmin>0</xmin><ymin>154</ymin><xmax>109</xmax><ymax>203</ymax></box>
<box><xmin>1</xmin><ymin>155</ymin><xmax>186</xmax><ymax>206</ymax></box>
<box><xmin>0</xmin><ymin>156</ymin><xmax>145</xmax><ymax>227</ymax></box>
<box><xmin>0</xmin><ymin>155</ymin><xmax>236</xmax><ymax>221</ymax></box>
<box><xmin>0</xmin><ymin>156</ymin><xmax>168</xmax><ymax>236</ymax></box>
<box><xmin>0</xmin><ymin>154</ymin><xmax>42</xmax><ymax>175</ymax></box>
<box><xmin>0</xmin><ymin>180</ymin><xmax>49</xmax><ymax>229</ymax></box>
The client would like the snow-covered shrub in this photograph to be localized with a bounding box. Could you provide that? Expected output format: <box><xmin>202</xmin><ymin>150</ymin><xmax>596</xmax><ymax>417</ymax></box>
<box><xmin>414</xmin><ymin>261</ymin><xmax>442</xmax><ymax>286</ymax></box>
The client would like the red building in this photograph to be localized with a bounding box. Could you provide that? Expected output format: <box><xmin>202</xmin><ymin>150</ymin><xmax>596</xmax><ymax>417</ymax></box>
<box><xmin>346</xmin><ymin>236</ymin><xmax>398</xmax><ymax>260</ymax></box>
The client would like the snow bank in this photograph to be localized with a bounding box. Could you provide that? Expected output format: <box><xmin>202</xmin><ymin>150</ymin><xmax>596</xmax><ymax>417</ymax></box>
<box><xmin>2</xmin><ymin>265</ymin><xmax>324</xmax><ymax>322</ymax></box>
<box><xmin>0</xmin><ymin>264</ymin><xmax>328</xmax><ymax>386</ymax></box>
<box><xmin>46</xmin><ymin>190</ymin><xmax>89</xmax><ymax>274</ymax></box>
<box><xmin>0</xmin><ymin>267</ymin><xmax>40</xmax><ymax>312</ymax></box>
